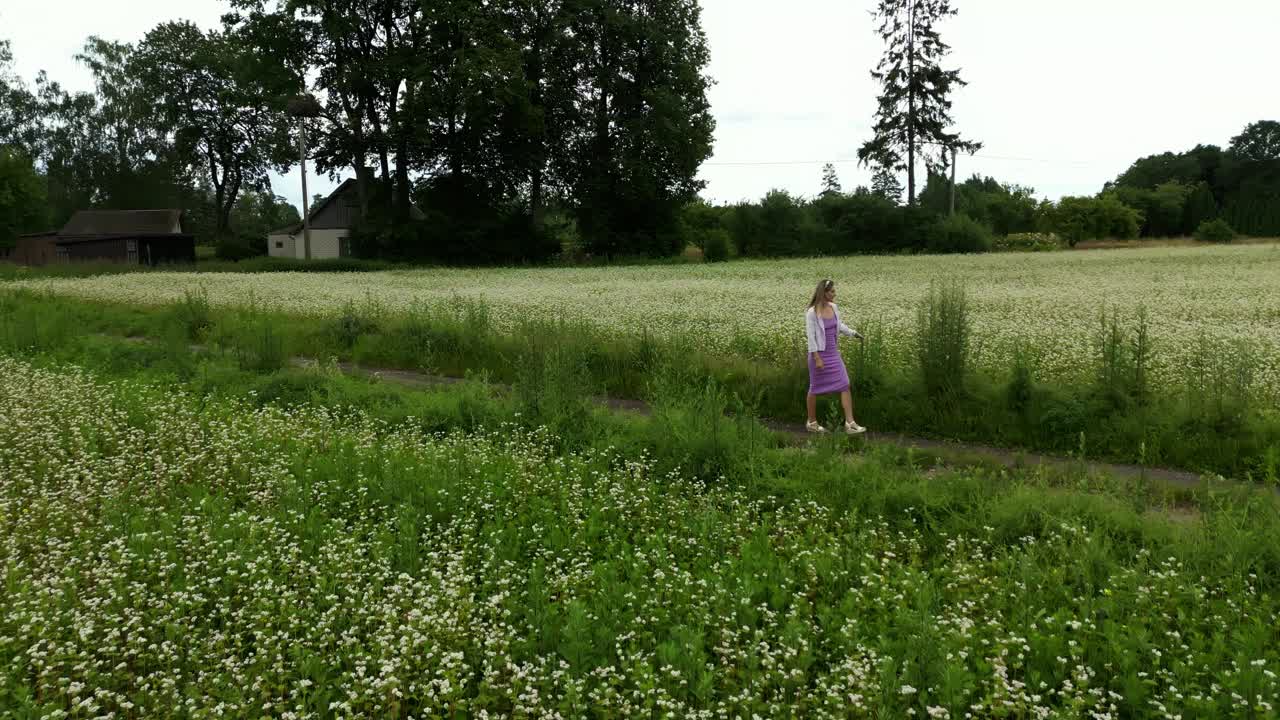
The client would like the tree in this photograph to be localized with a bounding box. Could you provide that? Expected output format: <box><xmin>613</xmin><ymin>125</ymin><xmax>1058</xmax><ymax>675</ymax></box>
<box><xmin>857</xmin><ymin>0</ymin><xmax>979</xmax><ymax>205</ymax></box>
<box><xmin>0</xmin><ymin>40</ymin><xmax>42</xmax><ymax>155</ymax></box>
<box><xmin>1048</xmin><ymin>196</ymin><xmax>1141</xmax><ymax>246</ymax></box>
<box><xmin>1230</xmin><ymin>120</ymin><xmax>1280</xmax><ymax>163</ymax></box>
<box><xmin>920</xmin><ymin>171</ymin><xmax>1039</xmax><ymax>236</ymax></box>
<box><xmin>871</xmin><ymin>165</ymin><xmax>903</xmax><ymax>205</ymax></box>
<box><xmin>568</xmin><ymin>0</ymin><xmax>716</xmax><ymax>257</ymax></box>
<box><xmin>820</xmin><ymin>163</ymin><xmax>842</xmax><ymax>197</ymax></box>
<box><xmin>132</xmin><ymin>21</ymin><xmax>293</xmax><ymax>237</ymax></box>
<box><xmin>1183</xmin><ymin>181</ymin><xmax>1218</xmax><ymax>230</ymax></box>
<box><xmin>0</xmin><ymin>147</ymin><xmax>48</xmax><ymax>247</ymax></box>
<box><xmin>231</xmin><ymin>191</ymin><xmax>301</xmax><ymax>241</ymax></box>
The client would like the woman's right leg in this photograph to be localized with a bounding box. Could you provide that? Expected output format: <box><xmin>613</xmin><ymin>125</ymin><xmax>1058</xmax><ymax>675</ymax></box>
<box><xmin>806</xmin><ymin>393</ymin><xmax>818</xmax><ymax>422</ymax></box>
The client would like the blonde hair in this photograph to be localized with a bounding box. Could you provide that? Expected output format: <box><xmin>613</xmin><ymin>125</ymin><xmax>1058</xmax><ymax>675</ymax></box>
<box><xmin>808</xmin><ymin>279</ymin><xmax>834</xmax><ymax>309</ymax></box>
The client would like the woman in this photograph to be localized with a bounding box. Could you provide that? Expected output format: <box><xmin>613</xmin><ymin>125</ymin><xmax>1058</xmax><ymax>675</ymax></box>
<box><xmin>804</xmin><ymin>279</ymin><xmax>866</xmax><ymax>434</ymax></box>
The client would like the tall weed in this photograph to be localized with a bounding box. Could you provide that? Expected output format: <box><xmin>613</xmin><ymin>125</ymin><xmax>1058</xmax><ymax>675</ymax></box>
<box><xmin>916</xmin><ymin>280</ymin><xmax>970</xmax><ymax>404</ymax></box>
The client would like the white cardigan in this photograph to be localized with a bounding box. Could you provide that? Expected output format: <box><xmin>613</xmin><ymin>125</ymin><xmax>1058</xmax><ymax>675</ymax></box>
<box><xmin>805</xmin><ymin>303</ymin><xmax>862</xmax><ymax>353</ymax></box>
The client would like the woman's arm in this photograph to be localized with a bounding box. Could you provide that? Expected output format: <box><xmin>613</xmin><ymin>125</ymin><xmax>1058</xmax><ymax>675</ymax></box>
<box><xmin>833</xmin><ymin>306</ymin><xmax>864</xmax><ymax>340</ymax></box>
<box><xmin>838</xmin><ymin>322</ymin><xmax>864</xmax><ymax>340</ymax></box>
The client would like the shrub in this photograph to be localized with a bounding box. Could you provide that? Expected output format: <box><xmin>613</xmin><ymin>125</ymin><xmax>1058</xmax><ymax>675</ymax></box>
<box><xmin>1049</xmin><ymin>196</ymin><xmax>1142</xmax><ymax>246</ymax></box>
<box><xmin>1194</xmin><ymin>218</ymin><xmax>1237</xmax><ymax>243</ymax></box>
<box><xmin>817</xmin><ymin>194</ymin><xmax>936</xmax><ymax>255</ymax></box>
<box><xmin>172</xmin><ymin>287</ymin><xmax>212</xmax><ymax>341</ymax></box>
<box><xmin>994</xmin><ymin>232</ymin><xmax>1063</xmax><ymax>252</ymax></box>
<box><xmin>926</xmin><ymin>213</ymin><xmax>993</xmax><ymax>254</ymax></box>
<box><xmin>702</xmin><ymin>228</ymin><xmax>731</xmax><ymax>262</ymax></box>
<box><xmin>214</xmin><ymin>233</ymin><xmax>267</xmax><ymax>262</ymax></box>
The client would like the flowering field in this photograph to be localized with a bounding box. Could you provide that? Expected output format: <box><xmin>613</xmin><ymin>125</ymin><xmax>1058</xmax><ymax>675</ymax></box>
<box><xmin>2</xmin><ymin>356</ymin><xmax>1279</xmax><ymax>718</ymax></box>
<box><xmin>7</xmin><ymin>244</ymin><xmax>1280</xmax><ymax>397</ymax></box>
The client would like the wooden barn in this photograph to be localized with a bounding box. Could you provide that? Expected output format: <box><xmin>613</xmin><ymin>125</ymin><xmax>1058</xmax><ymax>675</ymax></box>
<box><xmin>9</xmin><ymin>210</ymin><xmax>196</xmax><ymax>267</ymax></box>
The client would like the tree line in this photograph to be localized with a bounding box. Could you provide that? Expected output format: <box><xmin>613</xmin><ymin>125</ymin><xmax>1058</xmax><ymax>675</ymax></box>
<box><xmin>700</xmin><ymin>117</ymin><xmax>1279</xmax><ymax>261</ymax></box>
<box><xmin>1</xmin><ymin>0</ymin><xmax>716</xmax><ymax>264</ymax></box>
<box><xmin>2</xmin><ymin>0</ymin><xmax>1277</xmax><ymax>264</ymax></box>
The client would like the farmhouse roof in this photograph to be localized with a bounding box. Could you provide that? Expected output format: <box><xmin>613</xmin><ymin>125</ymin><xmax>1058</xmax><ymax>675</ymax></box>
<box><xmin>60</xmin><ymin>209</ymin><xmax>184</xmax><ymax>237</ymax></box>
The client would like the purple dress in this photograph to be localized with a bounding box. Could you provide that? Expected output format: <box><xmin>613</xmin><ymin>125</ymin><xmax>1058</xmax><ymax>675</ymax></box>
<box><xmin>808</xmin><ymin>314</ymin><xmax>851</xmax><ymax>395</ymax></box>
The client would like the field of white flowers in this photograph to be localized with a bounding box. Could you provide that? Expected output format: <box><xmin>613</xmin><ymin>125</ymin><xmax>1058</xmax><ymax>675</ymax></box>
<box><xmin>7</xmin><ymin>244</ymin><xmax>1279</xmax><ymax>397</ymax></box>
<box><xmin>3</xmin><ymin>355</ymin><xmax>1279</xmax><ymax>718</ymax></box>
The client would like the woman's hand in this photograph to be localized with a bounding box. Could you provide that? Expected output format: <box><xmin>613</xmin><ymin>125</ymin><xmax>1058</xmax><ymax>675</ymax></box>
<box><xmin>814</xmin><ymin>355</ymin><xmax>824</xmax><ymax>370</ymax></box>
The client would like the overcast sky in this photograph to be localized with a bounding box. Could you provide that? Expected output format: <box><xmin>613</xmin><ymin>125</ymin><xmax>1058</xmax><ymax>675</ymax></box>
<box><xmin>4</xmin><ymin>0</ymin><xmax>1279</xmax><ymax>212</ymax></box>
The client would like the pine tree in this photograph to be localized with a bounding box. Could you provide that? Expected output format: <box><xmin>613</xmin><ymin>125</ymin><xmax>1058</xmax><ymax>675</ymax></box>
<box><xmin>872</xmin><ymin>165</ymin><xmax>904</xmax><ymax>205</ymax></box>
<box><xmin>820</xmin><ymin>163</ymin><xmax>842</xmax><ymax>197</ymax></box>
<box><xmin>857</xmin><ymin>0</ymin><xmax>980</xmax><ymax>205</ymax></box>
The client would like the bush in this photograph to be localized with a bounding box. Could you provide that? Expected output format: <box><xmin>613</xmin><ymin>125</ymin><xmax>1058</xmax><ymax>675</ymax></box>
<box><xmin>702</xmin><ymin>228</ymin><xmax>731</xmax><ymax>262</ymax></box>
<box><xmin>1194</xmin><ymin>218</ymin><xmax>1237</xmax><ymax>243</ymax></box>
<box><xmin>214</xmin><ymin>233</ymin><xmax>267</xmax><ymax>262</ymax></box>
<box><xmin>1048</xmin><ymin>195</ymin><xmax>1142</xmax><ymax>246</ymax></box>
<box><xmin>171</xmin><ymin>287</ymin><xmax>212</xmax><ymax>341</ymax></box>
<box><xmin>926</xmin><ymin>214</ymin><xmax>993</xmax><ymax>254</ymax></box>
<box><xmin>993</xmin><ymin>232</ymin><xmax>1063</xmax><ymax>252</ymax></box>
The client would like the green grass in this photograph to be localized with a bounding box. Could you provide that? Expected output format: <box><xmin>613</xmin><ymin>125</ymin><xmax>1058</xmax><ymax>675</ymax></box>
<box><xmin>1</xmin><ymin>334</ymin><xmax>1279</xmax><ymax>717</ymax></box>
<box><xmin>2</xmin><ymin>288</ymin><xmax>1277</xmax><ymax>482</ymax></box>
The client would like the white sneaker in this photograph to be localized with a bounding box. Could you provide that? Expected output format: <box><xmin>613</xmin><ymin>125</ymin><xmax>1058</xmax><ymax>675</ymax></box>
<box><xmin>805</xmin><ymin>420</ymin><xmax>828</xmax><ymax>433</ymax></box>
<box><xmin>845</xmin><ymin>421</ymin><xmax>867</xmax><ymax>435</ymax></box>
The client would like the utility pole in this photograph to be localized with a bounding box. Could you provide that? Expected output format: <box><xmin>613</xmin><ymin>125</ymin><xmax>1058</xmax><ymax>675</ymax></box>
<box><xmin>287</xmin><ymin>94</ymin><xmax>322</xmax><ymax>261</ymax></box>
<box><xmin>299</xmin><ymin>122</ymin><xmax>312</xmax><ymax>260</ymax></box>
<box><xmin>949</xmin><ymin>145</ymin><xmax>957</xmax><ymax>216</ymax></box>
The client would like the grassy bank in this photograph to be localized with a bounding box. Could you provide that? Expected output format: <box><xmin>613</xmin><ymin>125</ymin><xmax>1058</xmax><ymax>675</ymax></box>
<box><xmin>2</xmin><ymin>288</ymin><xmax>1277</xmax><ymax>481</ymax></box>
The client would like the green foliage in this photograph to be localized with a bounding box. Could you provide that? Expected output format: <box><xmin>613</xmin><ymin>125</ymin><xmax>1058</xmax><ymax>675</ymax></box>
<box><xmin>5</xmin><ymin>288</ymin><xmax>1280</xmax><ymax>478</ymax></box>
<box><xmin>7</xmin><ymin>350</ymin><xmax>1280</xmax><ymax>716</ymax></box>
<box><xmin>1109</xmin><ymin>124</ymin><xmax>1280</xmax><ymax>238</ymax></box>
<box><xmin>870</xmin><ymin>164</ymin><xmax>903</xmax><ymax>204</ymax></box>
<box><xmin>678</xmin><ymin>200</ymin><xmax>731</xmax><ymax>259</ymax></box>
<box><xmin>819</xmin><ymin>163</ymin><xmax>842</xmax><ymax>196</ymax></box>
<box><xmin>926</xmin><ymin>213</ymin><xmax>993</xmax><ymax>254</ymax></box>
<box><xmin>727</xmin><ymin>190</ymin><xmax>806</xmax><ymax>257</ymax></box>
<box><xmin>1229</xmin><ymin>120</ymin><xmax>1280</xmax><ymax>162</ymax></box>
<box><xmin>0</xmin><ymin>146</ymin><xmax>47</xmax><ymax>246</ymax></box>
<box><xmin>353</xmin><ymin>174</ymin><xmax>560</xmax><ymax>265</ymax></box>
<box><xmin>132</xmin><ymin>21</ymin><xmax>293</xmax><ymax>237</ymax></box>
<box><xmin>1110</xmin><ymin>181</ymin><xmax>1194</xmax><ymax>237</ymax></box>
<box><xmin>229</xmin><ymin>191</ymin><xmax>300</xmax><ymax>242</ymax></box>
<box><xmin>568</xmin><ymin>0</ymin><xmax>715</xmax><ymax>258</ymax></box>
<box><xmin>1194</xmin><ymin>218</ymin><xmax>1237</xmax><ymax>243</ymax></box>
<box><xmin>701</xmin><ymin>229</ymin><xmax>730</xmax><ymax>262</ymax></box>
<box><xmin>726</xmin><ymin>190</ymin><xmax>940</xmax><ymax>258</ymax></box>
<box><xmin>213</xmin><ymin>232</ymin><xmax>268</xmax><ymax>262</ymax></box>
<box><xmin>1094</xmin><ymin>308</ymin><xmax>1153</xmax><ymax>411</ymax></box>
<box><xmin>916</xmin><ymin>280</ymin><xmax>971</xmax><ymax>404</ymax></box>
<box><xmin>170</xmin><ymin>287</ymin><xmax>212</xmax><ymax>341</ymax></box>
<box><xmin>0</xmin><ymin>40</ymin><xmax>43</xmax><ymax>155</ymax></box>
<box><xmin>1049</xmin><ymin>195</ymin><xmax>1142</xmax><ymax>246</ymax></box>
<box><xmin>920</xmin><ymin>172</ymin><xmax>1039</xmax><ymax>235</ymax></box>
<box><xmin>1182</xmin><ymin>181</ymin><xmax>1219</xmax><ymax>230</ymax></box>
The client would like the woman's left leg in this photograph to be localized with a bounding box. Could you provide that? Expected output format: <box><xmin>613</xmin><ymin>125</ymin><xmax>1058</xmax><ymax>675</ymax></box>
<box><xmin>840</xmin><ymin>390</ymin><xmax>856</xmax><ymax>424</ymax></box>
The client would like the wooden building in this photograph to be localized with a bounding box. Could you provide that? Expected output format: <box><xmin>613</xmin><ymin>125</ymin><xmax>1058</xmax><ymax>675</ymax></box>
<box><xmin>7</xmin><ymin>210</ymin><xmax>196</xmax><ymax>267</ymax></box>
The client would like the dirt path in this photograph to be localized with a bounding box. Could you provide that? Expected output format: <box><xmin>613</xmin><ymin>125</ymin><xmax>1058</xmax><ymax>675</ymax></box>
<box><xmin>308</xmin><ymin>358</ymin><xmax>1209</xmax><ymax>490</ymax></box>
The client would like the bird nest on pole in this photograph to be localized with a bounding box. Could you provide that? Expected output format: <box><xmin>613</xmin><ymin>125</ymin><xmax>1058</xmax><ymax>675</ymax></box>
<box><xmin>286</xmin><ymin>94</ymin><xmax>322</xmax><ymax>118</ymax></box>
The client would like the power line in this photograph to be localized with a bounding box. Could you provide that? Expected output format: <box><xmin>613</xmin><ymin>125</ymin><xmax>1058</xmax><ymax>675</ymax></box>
<box><xmin>704</xmin><ymin>153</ymin><xmax>1103</xmax><ymax>168</ymax></box>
